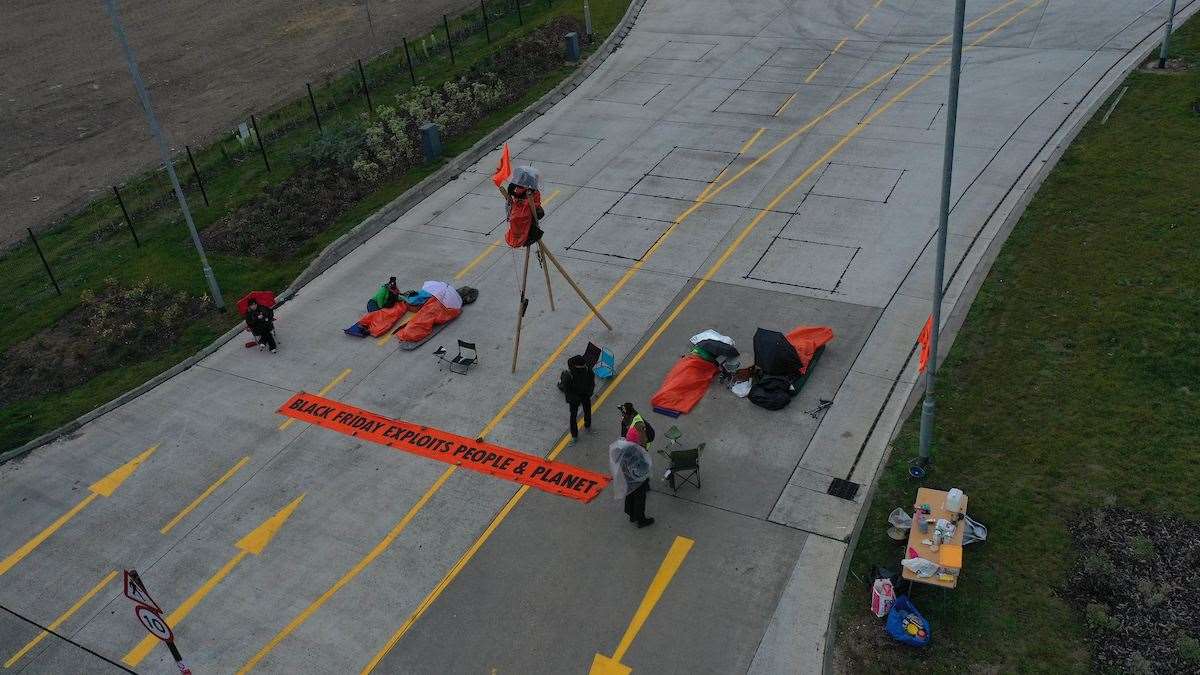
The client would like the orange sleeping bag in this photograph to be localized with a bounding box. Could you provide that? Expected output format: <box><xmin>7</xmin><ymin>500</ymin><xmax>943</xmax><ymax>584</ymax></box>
<box><xmin>357</xmin><ymin>303</ymin><xmax>412</xmax><ymax>337</ymax></box>
<box><xmin>396</xmin><ymin>298</ymin><xmax>461</xmax><ymax>344</ymax></box>
<box><xmin>786</xmin><ymin>326</ymin><xmax>834</xmax><ymax>374</ymax></box>
<box><xmin>650</xmin><ymin>354</ymin><xmax>720</xmax><ymax>416</ymax></box>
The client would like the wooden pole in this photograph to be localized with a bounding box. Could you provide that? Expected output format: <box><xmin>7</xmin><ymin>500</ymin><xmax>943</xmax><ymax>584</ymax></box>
<box><xmin>536</xmin><ymin>243</ymin><xmax>555</xmax><ymax>311</ymax></box>
<box><xmin>511</xmin><ymin>246</ymin><xmax>532</xmax><ymax>373</ymax></box>
<box><xmin>538</xmin><ymin>242</ymin><xmax>612</xmax><ymax>330</ymax></box>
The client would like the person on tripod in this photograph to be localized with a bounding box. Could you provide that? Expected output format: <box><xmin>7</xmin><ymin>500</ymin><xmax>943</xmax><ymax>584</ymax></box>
<box><xmin>502</xmin><ymin>166</ymin><xmax>545</xmax><ymax>248</ymax></box>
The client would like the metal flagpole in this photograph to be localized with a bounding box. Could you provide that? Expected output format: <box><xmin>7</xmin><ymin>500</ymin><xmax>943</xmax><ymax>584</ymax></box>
<box><xmin>918</xmin><ymin>0</ymin><xmax>966</xmax><ymax>462</ymax></box>
<box><xmin>1158</xmin><ymin>0</ymin><xmax>1179</xmax><ymax>68</ymax></box>
<box><xmin>103</xmin><ymin>0</ymin><xmax>225</xmax><ymax>310</ymax></box>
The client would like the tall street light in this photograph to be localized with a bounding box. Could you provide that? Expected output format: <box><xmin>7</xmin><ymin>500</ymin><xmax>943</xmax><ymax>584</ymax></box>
<box><xmin>918</xmin><ymin>0</ymin><xmax>967</xmax><ymax>463</ymax></box>
<box><xmin>1158</xmin><ymin>0</ymin><xmax>1179</xmax><ymax>69</ymax></box>
<box><xmin>103</xmin><ymin>0</ymin><xmax>225</xmax><ymax>310</ymax></box>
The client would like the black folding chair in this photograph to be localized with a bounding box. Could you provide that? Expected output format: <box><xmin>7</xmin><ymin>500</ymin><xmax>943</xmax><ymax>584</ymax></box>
<box><xmin>661</xmin><ymin>442</ymin><xmax>703</xmax><ymax>494</ymax></box>
<box><xmin>434</xmin><ymin>340</ymin><xmax>478</xmax><ymax>374</ymax></box>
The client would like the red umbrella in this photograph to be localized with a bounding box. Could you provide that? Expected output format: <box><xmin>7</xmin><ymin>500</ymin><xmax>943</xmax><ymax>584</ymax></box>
<box><xmin>237</xmin><ymin>290</ymin><xmax>276</xmax><ymax>317</ymax></box>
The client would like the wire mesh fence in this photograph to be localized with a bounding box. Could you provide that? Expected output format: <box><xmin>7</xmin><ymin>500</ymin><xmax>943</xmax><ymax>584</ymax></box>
<box><xmin>1</xmin><ymin>0</ymin><xmax>587</xmax><ymax>317</ymax></box>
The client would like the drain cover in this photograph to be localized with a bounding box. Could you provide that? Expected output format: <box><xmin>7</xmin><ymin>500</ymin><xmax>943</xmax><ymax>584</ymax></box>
<box><xmin>828</xmin><ymin>478</ymin><xmax>859</xmax><ymax>500</ymax></box>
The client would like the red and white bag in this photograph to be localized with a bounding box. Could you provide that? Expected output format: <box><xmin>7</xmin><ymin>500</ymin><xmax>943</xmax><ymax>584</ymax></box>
<box><xmin>871</xmin><ymin>578</ymin><xmax>896</xmax><ymax>618</ymax></box>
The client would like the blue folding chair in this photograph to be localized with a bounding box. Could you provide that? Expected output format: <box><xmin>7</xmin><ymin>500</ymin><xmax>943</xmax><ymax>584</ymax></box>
<box><xmin>593</xmin><ymin>346</ymin><xmax>615</xmax><ymax>379</ymax></box>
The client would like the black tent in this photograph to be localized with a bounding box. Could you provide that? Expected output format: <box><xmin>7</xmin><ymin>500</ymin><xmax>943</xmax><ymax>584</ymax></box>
<box><xmin>753</xmin><ymin>328</ymin><xmax>802</xmax><ymax>376</ymax></box>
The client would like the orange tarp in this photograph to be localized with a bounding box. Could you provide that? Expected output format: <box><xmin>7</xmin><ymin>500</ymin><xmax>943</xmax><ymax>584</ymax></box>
<box><xmin>786</xmin><ymin>326</ymin><xmax>834</xmax><ymax>374</ymax></box>
<box><xmin>278</xmin><ymin>392</ymin><xmax>609</xmax><ymax>502</ymax></box>
<box><xmin>396</xmin><ymin>298</ymin><xmax>460</xmax><ymax>343</ymax></box>
<box><xmin>650</xmin><ymin>354</ymin><xmax>720</xmax><ymax>415</ymax></box>
<box><xmin>357</xmin><ymin>303</ymin><xmax>412</xmax><ymax>337</ymax></box>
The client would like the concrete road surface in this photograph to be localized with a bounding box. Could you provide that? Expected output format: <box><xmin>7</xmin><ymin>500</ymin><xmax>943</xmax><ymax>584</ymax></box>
<box><xmin>1</xmin><ymin>0</ymin><xmax>1192</xmax><ymax>672</ymax></box>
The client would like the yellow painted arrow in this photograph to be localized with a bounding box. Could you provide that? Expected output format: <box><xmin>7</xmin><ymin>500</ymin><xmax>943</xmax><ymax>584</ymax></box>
<box><xmin>0</xmin><ymin>445</ymin><xmax>158</xmax><ymax>576</ymax></box>
<box><xmin>122</xmin><ymin>494</ymin><xmax>305</xmax><ymax>667</ymax></box>
<box><xmin>591</xmin><ymin>536</ymin><xmax>694</xmax><ymax>675</ymax></box>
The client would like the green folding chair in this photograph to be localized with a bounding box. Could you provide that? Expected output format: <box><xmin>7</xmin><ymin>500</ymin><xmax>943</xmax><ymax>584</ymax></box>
<box><xmin>663</xmin><ymin>442</ymin><xmax>703</xmax><ymax>494</ymax></box>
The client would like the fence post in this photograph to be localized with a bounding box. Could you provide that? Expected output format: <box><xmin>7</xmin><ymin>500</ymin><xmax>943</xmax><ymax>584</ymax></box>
<box><xmin>250</xmin><ymin>114</ymin><xmax>271</xmax><ymax>173</ymax></box>
<box><xmin>185</xmin><ymin>145</ymin><xmax>209</xmax><ymax>206</ymax></box>
<box><xmin>403</xmin><ymin>38</ymin><xmax>417</xmax><ymax>85</ymax></box>
<box><xmin>515</xmin><ymin>0</ymin><xmax>523</xmax><ymax>26</ymax></box>
<box><xmin>357</xmin><ymin>59</ymin><xmax>374</xmax><ymax>111</ymax></box>
<box><xmin>27</xmin><ymin>228</ymin><xmax>61</xmax><ymax>296</ymax></box>
<box><xmin>112</xmin><ymin>185</ymin><xmax>140</xmax><ymax>247</ymax></box>
<box><xmin>482</xmin><ymin>0</ymin><xmax>491</xmax><ymax>43</ymax></box>
<box><xmin>443</xmin><ymin>15</ymin><xmax>455</xmax><ymax>64</ymax></box>
<box><xmin>306</xmin><ymin>82</ymin><xmax>323</xmax><ymax>132</ymax></box>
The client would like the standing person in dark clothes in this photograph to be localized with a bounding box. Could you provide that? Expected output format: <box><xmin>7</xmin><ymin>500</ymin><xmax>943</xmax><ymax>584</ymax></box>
<box><xmin>558</xmin><ymin>355</ymin><xmax>595</xmax><ymax>444</ymax></box>
<box><xmin>246</xmin><ymin>299</ymin><xmax>277</xmax><ymax>353</ymax></box>
<box><xmin>608</xmin><ymin>438</ymin><xmax>654</xmax><ymax>528</ymax></box>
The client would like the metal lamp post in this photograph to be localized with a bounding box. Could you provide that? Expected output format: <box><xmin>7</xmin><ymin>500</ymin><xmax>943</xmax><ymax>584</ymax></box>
<box><xmin>917</xmin><ymin>0</ymin><xmax>967</xmax><ymax>463</ymax></box>
<box><xmin>103</xmin><ymin>0</ymin><xmax>225</xmax><ymax>310</ymax></box>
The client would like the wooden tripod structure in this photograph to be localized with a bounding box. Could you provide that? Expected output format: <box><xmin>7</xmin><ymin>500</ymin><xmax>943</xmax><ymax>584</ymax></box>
<box><xmin>512</xmin><ymin>239</ymin><xmax>611</xmax><ymax>372</ymax></box>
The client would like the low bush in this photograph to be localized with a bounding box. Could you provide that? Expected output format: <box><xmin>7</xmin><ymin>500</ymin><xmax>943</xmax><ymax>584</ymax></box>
<box><xmin>203</xmin><ymin>16</ymin><xmax>582</xmax><ymax>260</ymax></box>
<box><xmin>1065</xmin><ymin>507</ymin><xmax>1200</xmax><ymax>672</ymax></box>
<box><xmin>0</xmin><ymin>278</ymin><xmax>207</xmax><ymax>407</ymax></box>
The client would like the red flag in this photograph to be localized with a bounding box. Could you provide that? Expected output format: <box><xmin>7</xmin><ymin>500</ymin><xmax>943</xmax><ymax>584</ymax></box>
<box><xmin>491</xmin><ymin>143</ymin><xmax>512</xmax><ymax>187</ymax></box>
<box><xmin>917</xmin><ymin>315</ymin><xmax>933</xmax><ymax>373</ymax></box>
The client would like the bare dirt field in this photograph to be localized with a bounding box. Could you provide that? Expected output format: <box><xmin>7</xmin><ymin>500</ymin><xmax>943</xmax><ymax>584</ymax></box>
<box><xmin>0</xmin><ymin>0</ymin><xmax>476</xmax><ymax>247</ymax></box>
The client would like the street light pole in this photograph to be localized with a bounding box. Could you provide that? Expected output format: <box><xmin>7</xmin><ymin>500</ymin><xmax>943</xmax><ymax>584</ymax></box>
<box><xmin>1158</xmin><ymin>0</ymin><xmax>1179</xmax><ymax>69</ymax></box>
<box><xmin>103</xmin><ymin>0</ymin><xmax>225</xmax><ymax>310</ymax></box>
<box><xmin>918</xmin><ymin>0</ymin><xmax>966</xmax><ymax>462</ymax></box>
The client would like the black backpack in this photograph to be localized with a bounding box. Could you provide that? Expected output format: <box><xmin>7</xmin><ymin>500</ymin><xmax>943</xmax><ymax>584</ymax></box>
<box><xmin>749</xmin><ymin>375</ymin><xmax>793</xmax><ymax>410</ymax></box>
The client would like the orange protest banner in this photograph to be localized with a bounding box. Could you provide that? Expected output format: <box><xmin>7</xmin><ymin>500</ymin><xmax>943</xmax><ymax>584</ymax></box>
<box><xmin>277</xmin><ymin>392</ymin><xmax>609</xmax><ymax>502</ymax></box>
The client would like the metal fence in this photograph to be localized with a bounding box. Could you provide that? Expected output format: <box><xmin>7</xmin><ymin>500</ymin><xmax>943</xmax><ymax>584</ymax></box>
<box><xmin>3</xmin><ymin>0</ymin><xmax>583</xmax><ymax>313</ymax></box>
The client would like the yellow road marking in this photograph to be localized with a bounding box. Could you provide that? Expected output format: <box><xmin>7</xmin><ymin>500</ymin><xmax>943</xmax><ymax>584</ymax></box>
<box><xmin>3</xmin><ymin>570</ymin><xmax>117</xmax><ymax>668</ymax></box>
<box><xmin>590</xmin><ymin>537</ymin><xmax>694</xmax><ymax>674</ymax></box>
<box><xmin>452</xmin><ymin>189</ymin><xmax>563</xmax><ymax>283</ymax></box>
<box><xmin>699</xmin><ymin>128</ymin><xmax>765</xmax><ymax>200</ymax></box>
<box><xmin>874</xmin><ymin>0</ymin><xmax>885</xmax><ymax>7</ymax></box>
<box><xmin>775</xmin><ymin>91</ymin><xmax>799</xmax><ymax>116</ymax></box>
<box><xmin>160</xmin><ymin>456</ymin><xmax>251</xmax><ymax>535</ymax></box>
<box><xmin>832</xmin><ymin>37</ymin><xmax>848</xmax><ymax>55</ymax></box>
<box><xmin>246</xmin><ymin>2</ymin><xmax>1033</xmax><ymax>668</ymax></box>
<box><xmin>125</xmin><ymin>495</ymin><xmax>304</xmax><ymax>667</ymax></box>
<box><xmin>0</xmin><ymin>445</ymin><xmax>157</xmax><ymax>576</ymax></box>
<box><xmin>739</xmin><ymin>127</ymin><xmax>766</xmax><ymax>154</ymax></box>
<box><xmin>279</xmin><ymin>369</ymin><xmax>351</xmax><ymax>430</ymax></box>
<box><xmin>855</xmin><ymin>13</ymin><xmax>870</xmax><ymax>30</ymax></box>
<box><xmin>804</xmin><ymin>61</ymin><xmax>826</xmax><ymax>83</ymax></box>
<box><xmin>238</xmin><ymin>469</ymin><xmax>454</xmax><ymax>674</ymax></box>
<box><xmin>355</xmin><ymin>1</ymin><xmax>1043</xmax><ymax>666</ymax></box>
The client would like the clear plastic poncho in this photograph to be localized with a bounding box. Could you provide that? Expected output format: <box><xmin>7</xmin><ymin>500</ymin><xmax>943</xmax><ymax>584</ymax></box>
<box><xmin>608</xmin><ymin>439</ymin><xmax>651</xmax><ymax>500</ymax></box>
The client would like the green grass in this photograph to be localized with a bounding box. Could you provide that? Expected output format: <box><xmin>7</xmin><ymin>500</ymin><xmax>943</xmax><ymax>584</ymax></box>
<box><xmin>833</xmin><ymin>18</ymin><xmax>1200</xmax><ymax>674</ymax></box>
<box><xmin>0</xmin><ymin>0</ymin><xmax>633</xmax><ymax>453</ymax></box>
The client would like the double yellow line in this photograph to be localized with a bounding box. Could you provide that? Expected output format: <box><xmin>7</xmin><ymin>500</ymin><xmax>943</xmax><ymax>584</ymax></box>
<box><xmin>246</xmin><ymin>1</ymin><xmax>1040</xmax><ymax>671</ymax></box>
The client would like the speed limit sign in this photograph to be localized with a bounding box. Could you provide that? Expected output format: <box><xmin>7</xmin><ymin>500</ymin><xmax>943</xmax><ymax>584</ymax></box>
<box><xmin>134</xmin><ymin>604</ymin><xmax>174</xmax><ymax>643</ymax></box>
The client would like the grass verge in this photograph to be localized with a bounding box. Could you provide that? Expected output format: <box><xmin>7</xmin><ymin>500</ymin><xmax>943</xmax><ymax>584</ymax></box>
<box><xmin>834</xmin><ymin>17</ymin><xmax>1200</xmax><ymax>674</ymax></box>
<box><xmin>0</xmin><ymin>0</ymin><xmax>633</xmax><ymax>453</ymax></box>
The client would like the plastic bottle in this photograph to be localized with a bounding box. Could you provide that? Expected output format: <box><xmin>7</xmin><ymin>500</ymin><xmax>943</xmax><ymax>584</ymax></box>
<box><xmin>946</xmin><ymin>488</ymin><xmax>964</xmax><ymax>513</ymax></box>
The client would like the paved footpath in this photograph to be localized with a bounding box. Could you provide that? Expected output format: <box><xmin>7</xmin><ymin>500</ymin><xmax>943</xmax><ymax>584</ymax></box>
<box><xmin>1</xmin><ymin>1</ymin><xmax>1193</xmax><ymax>673</ymax></box>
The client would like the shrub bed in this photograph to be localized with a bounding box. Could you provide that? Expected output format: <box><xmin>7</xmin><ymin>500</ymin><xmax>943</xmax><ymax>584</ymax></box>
<box><xmin>0</xmin><ymin>278</ymin><xmax>208</xmax><ymax>408</ymax></box>
<box><xmin>1065</xmin><ymin>508</ymin><xmax>1200</xmax><ymax>673</ymax></box>
<box><xmin>203</xmin><ymin>17</ymin><xmax>583</xmax><ymax>260</ymax></box>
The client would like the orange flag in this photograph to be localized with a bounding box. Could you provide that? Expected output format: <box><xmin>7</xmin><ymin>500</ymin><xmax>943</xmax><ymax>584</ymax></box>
<box><xmin>491</xmin><ymin>143</ymin><xmax>512</xmax><ymax>187</ymax></box>
<box><xmin>917</xmin><ymin>315</ymin><xmax>933</xmax><ymax>373</ymax></box>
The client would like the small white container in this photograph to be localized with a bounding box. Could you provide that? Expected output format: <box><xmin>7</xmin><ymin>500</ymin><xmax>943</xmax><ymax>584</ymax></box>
<box><xmin>945</xmin><ymin>488</ymin><xmax>964</xmax><ymax>513</ymax></box>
